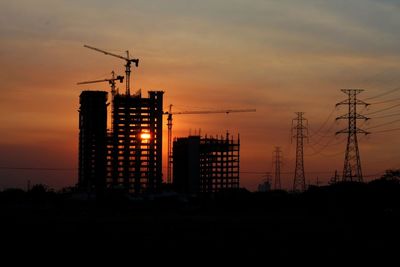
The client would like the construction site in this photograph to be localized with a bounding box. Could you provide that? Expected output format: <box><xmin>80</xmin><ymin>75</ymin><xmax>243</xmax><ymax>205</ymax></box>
<box><xmin>76</xmin><ymin>45</ymin><xmax>385</xmax><ymax>195</ymax></box>
<box><xmin>77</xmin><ymin>45</ymin><xmax>254</xmax><ymax>194</ymax></box>
<box><xmin>4</xmin><ymin>1</ymin><xmax>400</xmax><ymax>262</ymax></box>
<box><xmin>6</xmin><ymin>43</ymin><xmax>400</xmax><ymax>265</ymax></box>
<box><xmin>52</xmin><ymin>45</ymin><xmax>400</xmax><ymax>261</ymax></box>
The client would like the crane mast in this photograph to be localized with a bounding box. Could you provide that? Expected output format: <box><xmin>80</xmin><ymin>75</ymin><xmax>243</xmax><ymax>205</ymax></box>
<box><xmin>163</xmin><ymin>107</ymin><xmax>256</xmax><ymax>184</ymax></box>
<box><xmin>84</xmin><ymin>45</ymin><xmax>139</xmax><ymax>96</ymax></box>
<box><xmin>167</xmin><ymin>105</ymin><xmax>173</xmax><ymax>184</ymax></box>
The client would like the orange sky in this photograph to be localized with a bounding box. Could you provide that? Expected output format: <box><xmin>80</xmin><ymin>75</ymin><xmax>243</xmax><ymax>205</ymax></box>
<box><xmin>1</xmin><ymin>0</ymin><xmax>400</xmax><ymax>190</ymax></box>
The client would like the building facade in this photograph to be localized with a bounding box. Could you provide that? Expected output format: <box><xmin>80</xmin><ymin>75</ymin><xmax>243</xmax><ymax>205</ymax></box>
<box><xmin>78</xmin><ymin>91</ymin><xmax>108</xmax><ymax>192</ymax></box>
<box><xmin>173</xmin><ymin>134</ymin><xmax>240</xmax><ymax>194</ymax></box>
<box><xmin>107</xmin><ymin>91</ymin><xmax>164</xmax><ymax>193</ymax></box>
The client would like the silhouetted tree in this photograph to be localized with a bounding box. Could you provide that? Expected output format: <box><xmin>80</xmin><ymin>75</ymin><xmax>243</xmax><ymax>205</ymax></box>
<box><xmin>26</xmin><ymin>184</ymin><xmax>57</xmax><ymax>206</ymax></box>
<box><xmin>380</xmin><ymin>169</ymin><xmax>400</xmax><ymax>182</ymax></box>
<box><xmin>30</xmin><ymin>184</ymin><xmax>49</xmax><ymax>194</ymax></box>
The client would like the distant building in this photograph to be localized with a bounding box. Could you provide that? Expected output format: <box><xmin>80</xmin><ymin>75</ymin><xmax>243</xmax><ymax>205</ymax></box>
<box><xmin>173</xmin><ymin>134</ymin><xmax>240</xmax><ymax>194</ymax></box>
<box><xmin>258</xmin><ymin>180</ymin><xmax>271</xmax><ymax>192</ymax></box>
<box><xmin>78</xmin><ymin>91</ymin><xmax>108</xmax><ymax>192</ymax></box>
<box><xmin>258</xmin><ymin>173</ymin><xmax>272</xmax><ymax>192</ymax></box>
<box><xmin>107</xmin><ymin>91</ymin><xmax>164</xmax><ymax>193</ymax></box>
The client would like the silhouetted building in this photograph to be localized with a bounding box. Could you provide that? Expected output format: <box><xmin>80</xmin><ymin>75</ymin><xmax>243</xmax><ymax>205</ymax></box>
<box><xmin>173</xmin><ymin>134</ymin><xmax>240</xmax><ymax>194</ymax></box>
<box><xmin>258</xmin><ymin>180</ymin><xmax>271</xmax><ymax>192</ymax></box>
<box><xmin>107</xmin><ymin>91</ymin><xmax>164</xmax><ymax>193</ymax></box>
<box><xmin>78</xmin><ymin>91</ymin><xmax>108</xmax><ymax>192</ymax></box>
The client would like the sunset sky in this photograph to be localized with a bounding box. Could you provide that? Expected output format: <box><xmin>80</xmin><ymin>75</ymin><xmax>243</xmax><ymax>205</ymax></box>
<box><xmin>1</xmin><ymin>0</ymin><xmax>400</xmax><ymax>191</ymax></box>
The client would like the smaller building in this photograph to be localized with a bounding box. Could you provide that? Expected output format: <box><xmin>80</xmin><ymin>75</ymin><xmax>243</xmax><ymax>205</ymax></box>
<box><xmin>173</xmin><ymin>133</ymin><xmax>240</xmax><ymax>194</ymax></box>
<box><xmin>257</xmin><ymin>180</ymin><xmax>271</xmax><ymax>192</ymax></box>
<box><xmin>78</xmin><ymin>91</ymin><xmax>108</xmax><ymax>192</ymax></box>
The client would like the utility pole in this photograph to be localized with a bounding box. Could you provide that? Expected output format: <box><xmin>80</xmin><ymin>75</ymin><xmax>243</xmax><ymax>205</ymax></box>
<box><xmin>273</xmin><ymin>146</ymin><xmax>282</xmax><ymax>190</ymax></box>
<box><xmin>336</xmin><ymin>89</ymin><xmax>369</xmax><ymax>182</ymax></box>
<box><xmin>292</xmin><ymin>112</ymin><xmax>308</xmax><ymax>192</ymax></box>
<box><xmin>330</xmin><ymin>170</ymin><xmax>338</xmax><ymax>184</ymax></box>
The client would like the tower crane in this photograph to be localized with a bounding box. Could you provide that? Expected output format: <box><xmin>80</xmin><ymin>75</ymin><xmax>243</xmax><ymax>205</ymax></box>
<box><xmin>77</xmin><ymin>71</ymin><xmax>124</xmax><ymax>99</ymax></box>
<box><xmin>77</xmin><ymin>71</ymin><xmax>124</xmax><ymax>130</ymax></box>
<box><xmin>163</xmin><ymin>105</ymin><xmax>256</xmax><ymax>184</ymax></box>
<box><xmin>84</xmin><ymin>44</ymin><xmax>139</xmax><ymax>95</ymax></box>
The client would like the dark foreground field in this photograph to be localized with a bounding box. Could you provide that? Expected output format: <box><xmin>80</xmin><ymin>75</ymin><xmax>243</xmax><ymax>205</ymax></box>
<box><xmin>1</xmin><ymin>181</ymin><xmax>400</xmax><ymax>263</ymax></box>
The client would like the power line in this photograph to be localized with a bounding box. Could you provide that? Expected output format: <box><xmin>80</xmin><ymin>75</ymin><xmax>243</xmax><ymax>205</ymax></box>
<box><xmin>365</xmin><ymin>118</ymin><xmax>400</xmax><ymax>130</ymax></box>
<box><xmin>370</xmin><ymin>97</ymin><xmax>400</xmax><ymax>105</ymax></box>
<box><xmin>308</xmin><ymin>107</ymin><xmax>337</xmax><ymax>138</ymax></box>
<box><xmin>0</xmin><ymin>167</ymin><xmax>383</xmax><ymax>177</ymax></box>
<box><xmin>310</xmin><ymin>132</ymin><xmax>335</xmax><ymax>138</ymax></box>
<box><xmin>307</xmin><ymin>146</ymin><xmax>344</xmax><ymax>158</ymax></box>
<box><xmin>309</xmin><ymin>120</ymin><xmax>338</xmax><ymax>146</ymax></box>
<box><xmin>364</xmin><ymin>103</ymin><xmax>400</xmax><ymax>116</ymax></box>
<box><xmin>306</xmin><ymin>138</ymin><xmax>346</xmax><ymax>157</ymax></box>
<box><xmin>0</xmin><ymin>167</ymin><xmax>76</xmax><ymax>171</ymax></box>
<box><xmin>310</xmin><ymin>132</ymin><xmax>337</xmax><ymax>147</ymax></box>
<box><xmin>308</xmin><ymin>136</ymin><xmax>346</xmax><ymax>153</ymax></box>
<box><xmin>313</xmin><ymin>150</ymin><xmax>343</xmax><ymax>158</ymax></box>
<box><xmin>372</xmin><ymin>127</ymin><xmax>400</xmax><ymax>134</ymax></box>
<box><xmin>241</xmin><ymin>171</ymin><xmax>338</xmax><ymax>174</ymax></box>
<box><xmin>241</xmin><ymin>171</ymin><xmax>382</xmax><ymax>176</ymax></box>
<box><xmin>372</xmin><ymin>112</ymin><xmax>400</xmax><ymax>119</ymax></box>
<box><xmin>365</xmin><ymin>86</ymin><xmax>400</xmax><ymax>100</ymax></box>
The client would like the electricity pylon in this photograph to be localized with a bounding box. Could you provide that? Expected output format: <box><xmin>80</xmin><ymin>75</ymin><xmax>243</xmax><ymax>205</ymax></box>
<box><xmin>273</xmin><ymin>146</ymin><xmax>282</xmax><ymax>190</ymax></box>
<box><xmin>336</xmin><ymin>89</ymin><xmax>370</xmax><ymax>182</ymax></box>
<box><xmin>292</xmin><ymin>112</ymin><xmax>308</xmax><ymax>192</ymax></box>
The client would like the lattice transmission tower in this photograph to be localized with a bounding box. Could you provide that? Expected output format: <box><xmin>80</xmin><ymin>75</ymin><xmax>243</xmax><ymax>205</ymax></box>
<box><xmin>292</xmin><ymin>112</ymin><xmax>308</xmax><ymax>192</ymax></box>
<box><xmin>336</xmin><ymin>89</ymin><xmax>370</xmax><ymax>182</ymax></box>
<box><xmin>273</xmin><ymin>146</ymin><xmax>282</xmax><ymax>190</ymax></box>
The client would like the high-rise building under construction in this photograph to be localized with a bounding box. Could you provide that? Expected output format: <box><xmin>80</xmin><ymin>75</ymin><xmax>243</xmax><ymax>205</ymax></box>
<box><xmin>173</xmin><ymin>134</ymin><xmax>240</xmax><ymax>194</ymax></box>
<box><xmin>78</xmin><ymin>91</ymin><xmax>108</xmax><ymax>192</ymax></box>
<box><xmin>107</xmin><ymin>91</ymin><xmax>164</xmax><ymax>193</ymax></box>
<box><xmin>79</xmin><ymin>46</ymin><xmax>164</xmax><ymax>194</ymax></box>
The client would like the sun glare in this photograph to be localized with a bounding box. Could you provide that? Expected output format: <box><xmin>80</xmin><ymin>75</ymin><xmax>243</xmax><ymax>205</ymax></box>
<box><xmin>140</xmin><ymin>132</ymin><xmax>151</xmax><ymax>140</ymax></box>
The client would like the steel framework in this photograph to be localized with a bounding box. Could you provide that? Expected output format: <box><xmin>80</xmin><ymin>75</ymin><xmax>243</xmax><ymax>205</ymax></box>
<box><xmin>292</xmin><ymin>112</ymin><xmax>308</xmax><ymax>192</ymax></box>
<box><xmin>336</xmin><ymin>89</ymin><xmax>369</xmax><ymax>182</ymax></box>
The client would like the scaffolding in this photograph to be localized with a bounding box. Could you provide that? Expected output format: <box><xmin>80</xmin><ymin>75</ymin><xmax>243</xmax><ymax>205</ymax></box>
<box><xmin>200</xmin><ymin>134</ymin><xmax>240</xmax><ymax>192</ymax></box>
<box><xmin>106</xmin><ymin>91</ymin><xmax>164</xmax><ymax>193</ymax></box>
<box><xmin>173</xmin><ymin>133</ymin><xmax>240</xmax><ymax>193</ymax></box>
